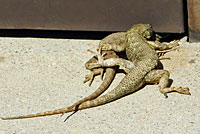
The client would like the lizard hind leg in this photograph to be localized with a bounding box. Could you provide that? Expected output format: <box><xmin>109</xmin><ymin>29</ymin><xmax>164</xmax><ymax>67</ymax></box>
<box><xmin>145</xmin><ymin>70</ymin><xmax>191</xmax><ymax>98</ymax></box>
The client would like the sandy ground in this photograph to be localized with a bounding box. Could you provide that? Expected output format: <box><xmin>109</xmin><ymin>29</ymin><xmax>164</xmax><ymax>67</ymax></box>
<box><xmin>0</xmin><ymin>37</ymin><xmax>199</xmax><ymax>134</ymax></box>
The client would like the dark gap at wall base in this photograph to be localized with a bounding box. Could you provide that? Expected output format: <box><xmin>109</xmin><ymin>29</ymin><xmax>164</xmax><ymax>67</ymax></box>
<box><xmin>0</xmin><ymin>29</ymin><xmax>187</xmax><ymax>42</ymax></box>
<box><xmin>0</xmin><ymin>29</ymin><xmax>114</xmax><ymax>40</ymax></box>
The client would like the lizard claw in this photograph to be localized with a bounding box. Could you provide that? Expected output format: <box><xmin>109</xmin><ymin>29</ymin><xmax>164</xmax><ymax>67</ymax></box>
<box><xmin>87</xmin><ymin>49</ymin><xmax>106</xmax><ymax>64</ymax></box>
<box><xmin>174</xmin><ymin>87</ymin><xmax>191</xmax><ymax>95</ymax></box>
<box><xmin>170</xmin><ymin>40</ymin><xmax>179</xmax><ymax>48</ymax></box>
<box><xmin>83</xmin><ymin>68</ymin><xmax>105</xmax><ymax>86</ymax></box>
<box><xmin>156</xmin><ymin>39</ymin><xmax>180</xmax><ymax>58</ymax></box>
<box><xmin>156</xmin><ymin>46</ymin><xmax>179</xmax><ymax>58</ymax></box>
<box><xmin>83</xmin><ymin>72</ymin><xmax>95</xmax><ymax>86</ymax></box>
<box><xmin>88</xmin><ymin>49</ymin><xmax>107</xmax><ymax>66</ymax></box>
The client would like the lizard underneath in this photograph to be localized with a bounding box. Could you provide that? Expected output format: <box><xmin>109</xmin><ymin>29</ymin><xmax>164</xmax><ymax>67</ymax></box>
<box><xmin>84</xmin><ymin>31</ymin><xmax>180</xmax><ymax>88</ymax></box>
<box><xmin>1</xmin><ymin>24</ymin><xmax>190</xmax><ymax>120</ymax></box>
<box><xmin>79</xmin><ymin>32</ymin><xmax>178</xmax><ymax>115</ymax></box>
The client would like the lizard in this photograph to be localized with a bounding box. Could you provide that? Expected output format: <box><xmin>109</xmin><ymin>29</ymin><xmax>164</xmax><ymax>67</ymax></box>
<box><xmin>75</xmin><ymin>29</ymin><xmax>183</xmax><ymax>117</ymax></box>
<box><xmin>81</xmin><ymin>33</ymin><xmax>179</xmax><ymax>110</ymax></box>
<box><xmin>1</xmin><ymin>24</ymin><xmax>190</xmax><ymax>120</ymax></box>
<box><xmin>79</xmin><ymin>35</ymin><xmax>174</xmax><ymax>115</ymax></box>
<box><xmin>84</xmin><ymin>31</ymin><xmax>180</xmax><ymax>86</ymax></box>
<box><xmin>97</xmin><ymin>31</ymin><xmax>179</xmax><ymax>56</ymax></box>
<box><xmin>89</xmin><ymin>24</ymin><xmax>190</xmax><ymax>97</ymax></box>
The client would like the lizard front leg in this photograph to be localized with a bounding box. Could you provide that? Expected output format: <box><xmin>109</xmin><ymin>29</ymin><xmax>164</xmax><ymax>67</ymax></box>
<box><xmin>147</xmin><ymin>40</ymin><xmax>179</xmax><ymax>58</ymax></box>
<box><xmin>147</xmin><ymin>40</ymin><xmax>179</xmax><ymax>51</ymax></box>
<box><xmin>89</xmin><ymin>50</ymin><xmax>135</xmax><ymax>74</ymax></box>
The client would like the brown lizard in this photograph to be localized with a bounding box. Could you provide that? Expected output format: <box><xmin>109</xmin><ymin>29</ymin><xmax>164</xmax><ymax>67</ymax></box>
<box><xmin>84</xmin><ymin>32</ymin><xmax>180</xmax><ymax>86</ymax></box>
<box><xmin>98</xmin><ymin>32</ymin><xmax>179</xmax><ymax>55</ymax></box>
<box><xmin>70</xmin><ymin>31</ymin><xmax>179</xmax><ymax>112</ymax></box>
<box><xmin>82</xmin><ymin>35</ymin><xmax>178</xmax><ymax>108</ymax></box>
<box><xmin>85</xmin><ymin>30</ymin><xmax>180</xmax><ymax>83</ymax></box>
<box><xmin>1</xmin><ymin>24</ymin><xmax>190</xmax><ymax>120</ymax></box>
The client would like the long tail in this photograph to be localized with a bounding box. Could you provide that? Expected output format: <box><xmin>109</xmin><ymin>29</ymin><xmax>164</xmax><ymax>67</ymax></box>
<box><xmin>1</xmin><ymin>106</ymin><xmax>76</xmax><ymax>120</ymax></box>
<box><xmin>1</xmin><ymin>68</ymin><xmax>116</xmax><ymax>120</ymax></box>
<box><xmin>2</xmin><ymin>61</ymin><xmax>155</xmax><ymax>120</ymax></box>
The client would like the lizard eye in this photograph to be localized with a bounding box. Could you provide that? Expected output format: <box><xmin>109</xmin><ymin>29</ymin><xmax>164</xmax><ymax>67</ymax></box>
<box><xmin>143</xmin><ymin>29</ymin><xmax>153</xmax><ymax>39</ymax></box>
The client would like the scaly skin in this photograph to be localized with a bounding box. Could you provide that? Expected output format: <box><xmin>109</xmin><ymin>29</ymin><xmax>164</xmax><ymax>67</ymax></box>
<box><xmin>71</xmin><ymin>50</ymin><xmax>118</xmax><ymax>111</ymax></box>
<box><xmin>86</xmin><ymin>31</ymin><xmax>180</xmax><ymax>83</ymax></box>
<box><xmin>1</xmin><ymin>24</ymin><xmax>190</xmax><ymax>120</ymax></box>
<box><xmin>98</xmin><ymin>32</ymin><xmax>179</xmax><ymax>57</ymax></box>
<box><xmin>86</xmin><ymin>32</ymin><xmax>180</xmax><ymax>84</ymax></box>
<box><xmin>81</xmin><ymin>35</ymin><xmax>175</xmax><ymax>109</ymax></box>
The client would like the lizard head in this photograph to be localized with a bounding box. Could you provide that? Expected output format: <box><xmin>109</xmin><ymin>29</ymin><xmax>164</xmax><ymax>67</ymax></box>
<box><xmin>129</xmin><ymin>24</ymin><xmax>153</xmax><ymax>39</ymax></box>
<box><xmin>98</xmin><ymin>43</ymin><xmax>113</xmax><ymax>52</ymax></box>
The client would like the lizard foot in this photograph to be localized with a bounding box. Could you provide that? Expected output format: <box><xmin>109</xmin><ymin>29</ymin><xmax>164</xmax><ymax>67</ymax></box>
<box><xmin>168</xmin><ymin>40</ymin><xmax>180</xmax><ymax>48</ymax></box>
<box><xmin>83</xmin><ymin>69</ymin><xmax>104</xmax><ymax>86</ymax></box>
<box><xmin>83</xmin><ymin>72</ymin><xmax>95</xmax><ymax>86</ymax></box>
<box><xmin>156</xmin><ymin>40</ymin><xmax>180</xmax><ymax>58</ymax></box>
<box><xmin>161</xmin><ymin>86</ymin><xmax>191</xmax><ymax>98</ymax></box>
<box><xmin>157</xmin><ymin>46</ymin><xmax>179</xmax><ymax>57</ymax></box>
